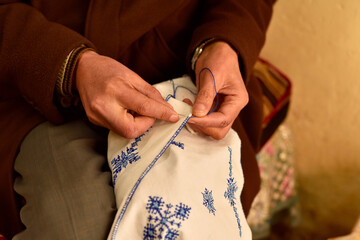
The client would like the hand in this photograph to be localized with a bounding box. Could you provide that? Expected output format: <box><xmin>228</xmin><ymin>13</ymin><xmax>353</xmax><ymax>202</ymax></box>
<box><xmin>187</xmin><ymin>41</ymin><xmax>249</xmax><ymax>139</ymax></box>
<box><xmin>75</xmin><ymin>51</ymin><xmax>179</xmax><ymax>138</ymax></box>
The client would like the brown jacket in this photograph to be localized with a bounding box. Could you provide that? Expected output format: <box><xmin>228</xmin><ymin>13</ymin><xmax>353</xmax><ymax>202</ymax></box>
<box><xmin>0</xmin><ymin>0</ymin><xmax>274</xmax><ymax>238</ymax></box>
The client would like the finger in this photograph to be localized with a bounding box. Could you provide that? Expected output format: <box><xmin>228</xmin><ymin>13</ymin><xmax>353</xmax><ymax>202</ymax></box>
<box><xmin>111</xmin><ymin>114</ymin><xmax>155</xmax><ymax>139</ymax></box>
<box><xmin>188</xmin><ymin>95</ymin><xmax>241</xmax><ymax>128</ymax></box>
<box><xmin>133</xmin><ymin>78</ymin><xmax>174</xmax><ymax>110</ymax></box>
<box><xmin>187</xmin><ymin>122</ymin><xmax>231</xmax><ymax>140</ymax></box>
<box><xmin>182</xmin><ymin>98</ymin><xmax>193</xmax><ymax>106</ymax></box>
<box><xmin>193</xmin><ymin>70</ymin><xmax>217</xmax><ymax>117</ymax></box>
<box><xmin>87</xmin><ymin>100</ymin><xmax>156</xmax><ymax>138</ymax></box>
<box><xmin>120</xmin><ymin>88</ymin><xmax>179</xmax><ymax>122</ymax></box>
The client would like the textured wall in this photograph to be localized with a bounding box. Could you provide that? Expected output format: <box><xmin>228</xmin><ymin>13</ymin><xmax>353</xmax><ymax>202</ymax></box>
<box><xmin>260</xmin><ymin>0</ymin><xmax>360</xmax><ymax>238</ymax></box>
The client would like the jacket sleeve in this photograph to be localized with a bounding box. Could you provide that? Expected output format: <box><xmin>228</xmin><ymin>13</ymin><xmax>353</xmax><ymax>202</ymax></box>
<box><xmin>186</xmin><ymin>0</ymin><xmax>275</xmax><ymax>83</ymax></box>
<box><xmin>0</xmin><ymin>2</ymin><xmax>95</xmax><ymax>123</ymax></box>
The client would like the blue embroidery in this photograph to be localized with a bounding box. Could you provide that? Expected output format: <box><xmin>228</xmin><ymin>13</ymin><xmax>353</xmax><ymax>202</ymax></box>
<box><xmin>143</xmin><ymin>223</ymin><xmax>157</xmax><ymax>239</ymax></box>
<box><xmin>170</xmin><ymin>140</ymin><xmax>184</xmax><ymax>149</ymax></box>
<box><xmin>202</xmin><ymin>188</ymin><xmax>216</xmax><ymax>215</ymax></box>
<box><xmin>174</xmin><ymin>203</ymin><xmax>191</xmax><ymax>221</ymax></box>
<box><xmin>224</xmin><ymin>147</ymin><xmax>242</xmax><ymax>237</ymax></box>
<box><xmin>110</xmin><ymin>130</ymin><xmax>149</xmax><ymax>185</ymax></box>
<box><xmin>143</xmin><ymin>196</ymin><xmax>191</xmax><ymax>240</ymax></box>
<box><xmin>112</xmin><ymin>117</ymin><xmax>191</xmax><ymax>240</ymax></box>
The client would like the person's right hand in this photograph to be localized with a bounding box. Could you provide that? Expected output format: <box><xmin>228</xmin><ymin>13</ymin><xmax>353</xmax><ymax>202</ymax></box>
<box><xmin>75</xmin><ymin>51</ymin><xmax>179</xmax><ymax>138</ymax></box>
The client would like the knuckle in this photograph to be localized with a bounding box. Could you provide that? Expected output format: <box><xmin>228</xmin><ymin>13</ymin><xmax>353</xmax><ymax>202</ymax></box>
<box><xmin>136</xmin><ymin>100</ymin><xmax>151</xmax><ymax>114</ymax></box>
<box><xmin>87</xmin><ymin>114</ymin><xmax>98</xmax><ymax>125</ymax></box>
<box><xmin>146</xmin><ymin>85</ymin><xmax>162</xmax><ymax>97</ymax></box>
<box><xmin>89</xmin><ymin>97</ymin><xmax>103</xmax><ymax>113</ymax></box>
<box><xmin>212</xmin><ymin>130</ymin><xmax>227</xmax><ymax>140</ymax></box>
<box><xmin>159</xmin><ymin>110</ymin><xmax>170</xmax><ymax>120</ymax></box>
<box><xmin>198</xmin><ymin>89</ymin><xmax>214</xmax><ymax>101</ymax></box>
<box><xmin>86</xmin><ymin>113</ymin><xmax>102</xmax><ymax>127</ymax></box>
<box><xmin>105</xmin><ymin>78</ymin><xmax>120</xmax><ymax>93</ymax></box>
<box><xmin>121</xmin><ymin>125</ymin><xmax>138</xmax><ymax>139</ymax></box>
<box><xmin>241</xmin><ymin>91</ymin><xmax>249</xmax><ymax>107</ymax></box>
<box><xmin>219</xmin><ymin>119</ymin><xmax>231</xmax><ymax>128</ymax></box>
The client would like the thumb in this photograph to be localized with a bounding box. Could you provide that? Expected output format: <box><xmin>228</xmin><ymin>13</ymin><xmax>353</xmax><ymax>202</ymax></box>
<box><xmin>193</xmin><ymin>69</ymin><xmax>217</xmax><ymax>117</ymax></box>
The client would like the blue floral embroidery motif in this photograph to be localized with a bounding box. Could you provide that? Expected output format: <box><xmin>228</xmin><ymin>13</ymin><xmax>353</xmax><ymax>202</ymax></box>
<box><xmin>202</xmin><ymin>188</ymin><xmax>216</xmax><ymax>215</ymax></box>
<box><xmin>143</xmin><ymin>196</ymin><xmax>191</xmax><ymax>240</ymax></box>
<box><xmin>111</xmin><ymin>130</ymin><xmax>149</xmax><ymax>185</ymax></box>
<box><xmin>170</xmin><ymin>140</ymin><xmax>184</xmax><ymax>149</ymax></box>
<box><xmin>224</xmin><ymin>147</ymin><xmax>242</xmax><ymax>237</ymax></box>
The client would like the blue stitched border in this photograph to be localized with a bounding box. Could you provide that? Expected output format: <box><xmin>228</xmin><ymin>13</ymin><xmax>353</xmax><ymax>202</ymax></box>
<box><xmin>224</xmin><ymin>147</ymin><xmax>242</xmax><ymax>237</ymax></box>
<box><xmin>111</xmin><ymin>116</ymin><xmax>191</xmax><ymax>240</ymax></box>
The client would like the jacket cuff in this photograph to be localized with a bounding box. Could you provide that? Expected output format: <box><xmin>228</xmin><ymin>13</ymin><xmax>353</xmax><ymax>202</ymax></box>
<box><xmin>55</xmin><ymin>45</ymin><xmax>94</xmax><ymax>108</ymax></box>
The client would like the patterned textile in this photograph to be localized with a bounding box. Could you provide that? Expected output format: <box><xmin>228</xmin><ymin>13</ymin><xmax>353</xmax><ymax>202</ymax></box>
<box><xmin>247</xmin><ymin>125</ymin><xmax>299</xmax><ymax>239</ymax></box>
<box><xmin>107</xmin><ymin>76</ymin><xmax>251</xmax><ymax>239</ymax></box>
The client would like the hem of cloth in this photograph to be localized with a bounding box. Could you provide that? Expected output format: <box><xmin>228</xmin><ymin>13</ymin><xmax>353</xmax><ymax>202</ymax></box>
<box><xmin>110</xmin><ymin>115</ymin><xmax>191</xmax><ymax>240</ymax></box>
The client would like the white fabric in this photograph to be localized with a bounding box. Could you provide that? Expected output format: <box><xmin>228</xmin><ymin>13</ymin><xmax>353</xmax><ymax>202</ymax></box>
<box><xmin>107</xmin><ymin>76</ymin><xmax>251</xmax><ymax>240</ymax></box>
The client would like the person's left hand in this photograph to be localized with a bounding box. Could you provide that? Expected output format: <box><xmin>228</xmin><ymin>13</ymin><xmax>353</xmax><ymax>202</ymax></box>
<box><xmin>186</xmin><ymin>41</ymin><xmax>249</xmax><ymax>140</ymax></box>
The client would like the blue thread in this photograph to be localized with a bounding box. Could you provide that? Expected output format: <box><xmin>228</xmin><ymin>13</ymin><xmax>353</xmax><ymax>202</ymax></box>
<box><xmin>143</xmin><ymin>223</ymin><xmax>157</xmax><ymax>239</ymax></box>
<box><xmin>174</xmin><ymin>203</ymin><xmax>191</xmax><ymax>221</ymax></box>
<box><xmin>111</xmin><ymin>116</ymin><xmax>191</xmax><ymax>240</ymax></box>
<box><xmin>111</xmin><ymin>130</ymin><xmax>150</xmax><ymax>185</ymax></box>
<box><xmin>111</xmin><ymin>147</ymin><xmax>140</xmax><ymax>185</ymax></box>
<box><xmin>202</xmin><ymin>188</ymin><xmax>216</xmax><ymax>216</ymax></box>
<box><xmin>143</xmin><ymin>196</ymin><xmax>191</xmax><ymax>240</ymax></box>
<box><xmin>165</xmin><ymin>94</ymin><xmax>173</xmax><ymax>102</ymax></box>
<box><xmin>174</xmin><ymin>86</ymin><xmax>197</xmax><ymax>99</ymax></box>
<box><xmin>197</xmin><ymin>67</ymin><xmax>219</xmax><ymax>116</ymax></box>
<box><xmin>224</xmin><ymin>147</ymin><xmax>242</xmax><ymax>237</ymax></box>
<box><xmin>171</xmin><ymin>79</ymin><xmax>176</xmax><ymax>98</ymax></box>
<box><xmin>146</xmin><ymin>196</ymin><xmax>165</xmax><ymax>214</ymax></box>
<box><xmin>170</xmin><ymin>79</ymin><xmax>197</xmax><ymax>100</ymax></box>
<box><xmin>170</xmin><ymin>140</ymin><xmax>184</xmax><ymax>149</ymax></box>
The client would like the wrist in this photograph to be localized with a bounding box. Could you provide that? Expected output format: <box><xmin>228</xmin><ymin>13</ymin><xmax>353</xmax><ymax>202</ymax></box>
<box><xmin>56</xmin><ymin>45</ymin><xmax>94</xmax><ymax>108</ymax></box>
<box><xmin>191</xmin><ymin>38</ymin><xmax>216</xmax><ymax>71</ymax></box>
<box><xmin>73</xmin><ymin>49</ymin><xmax>97</xmax><ymax>92</ymax></box>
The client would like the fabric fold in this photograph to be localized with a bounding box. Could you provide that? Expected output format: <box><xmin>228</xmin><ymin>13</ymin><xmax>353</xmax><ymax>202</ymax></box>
<box><xmin>107</xmin><ymin>76</ymin><xmax>251</xmax><ymax>239</ymax></box>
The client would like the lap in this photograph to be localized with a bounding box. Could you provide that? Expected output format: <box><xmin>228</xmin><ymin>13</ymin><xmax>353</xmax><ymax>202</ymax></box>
<box><xmin>13</xmin><ymin>120</ymin><xmax>116</xmax><ymax>240</ymax></box>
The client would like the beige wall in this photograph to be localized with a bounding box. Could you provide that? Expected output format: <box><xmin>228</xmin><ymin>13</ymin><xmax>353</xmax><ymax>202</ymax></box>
<box><xmin>260</xmin><ymin>0</ymin><xmax>360</xmax><ymax>238</ymax></box>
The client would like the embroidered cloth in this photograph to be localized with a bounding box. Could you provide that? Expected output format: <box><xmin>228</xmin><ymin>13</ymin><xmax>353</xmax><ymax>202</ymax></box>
<box><xmin>107</xmin><ymin>76</ymin><xmax>251</xmax><ymax>239</ymax></box>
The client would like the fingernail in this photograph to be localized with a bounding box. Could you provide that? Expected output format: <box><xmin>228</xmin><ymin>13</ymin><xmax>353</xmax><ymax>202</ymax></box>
<box><xmin>170</xmin><ymin>114</ymin><xmax>179</xmax><ymax>122</ymax></box>
<box><xmin>193</xmin><ymin>103</ymin><xmax>206</xmax><ymax>115</ymax></box>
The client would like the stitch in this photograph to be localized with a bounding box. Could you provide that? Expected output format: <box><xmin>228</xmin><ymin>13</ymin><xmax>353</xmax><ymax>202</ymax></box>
<box><xmin>112</xmin><ymin>116</ymin><xmax>191</xmax><ymax>240</ymax></box>
<box><xmin>143</xmin><ymin>223</ymin><xmax>157</xmax><ymax>240</ymax></box>
<box><xmin>173</xmin><ymin>86</ymin><xmax>197</xmax><ymax>99</ymax></box>
<box><xmin>111</xmin><ymin>128</ymin><xmax>150</xmax><ymax>185</ymax></box>
<box><xmin>165</xmin><ymin>94</ymin><xmax>174</xmax><ymax>102</ymax></box>
<box><xmin>170</xmin><ymin>79</ymin><xmax>176</xmax><ymax>98</ymax></box>
<box><xmin>224</xmin><ymin>147</ymin><xmax>242</xmax><ymax>237</ymax></box>
<box><xmin>143</xmin><ymin>196</ymin><xmax>191</xmax><ymax>240</ymax></box>
<box><xmin>111</xmin><ymin>146</ymin><xmax>140</xmax><ymax>185</ymax></box>
<box><xmin>174</xmin><ymin>203</ymin><xmax>191</xmax><ymax>221</ymax></box>
<box><xmin>202</xmin><ymin>188</ymin><xmax>216</xmax><ymax>215</ymax></box>
<box><xmin>224</xmin><ymin>177</ymin><xmax>238</xmax><ymax>207</ymax></box>
<box><xmin>170</xmin><ymin>79</ymin><xmax>197</xmax><ymax>100</ymax></box>
<box><xmin>146</xmin><ymin>196</ymin><xmax>165</xmax><ymax>214</ymax></box>
<box><xmin>170</xmin><ymin>140</ymin><xmax>184</xmax><ymax>149</ymax></box>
